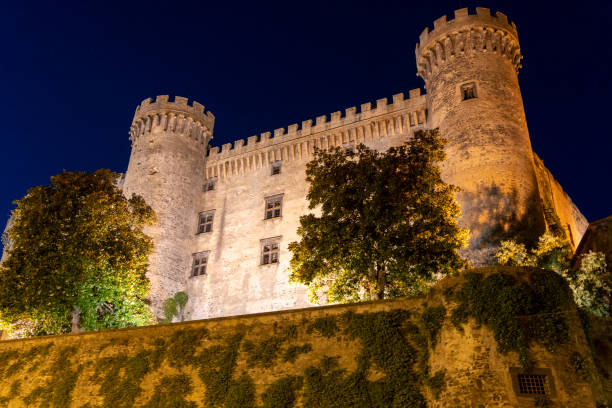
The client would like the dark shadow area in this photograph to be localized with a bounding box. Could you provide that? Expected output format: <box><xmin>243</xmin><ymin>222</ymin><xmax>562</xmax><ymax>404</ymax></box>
<box><xmin>458</xmin><ymin>184</ymin><xmax>546</xmax><ymax>265</ymax></box>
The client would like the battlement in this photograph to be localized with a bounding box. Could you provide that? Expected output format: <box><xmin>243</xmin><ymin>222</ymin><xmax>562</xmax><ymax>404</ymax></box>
<box><xmin>416</xmin><ymin>8</ymin><xmax>522</xmax><ymax>81</ymax></box>
<box><xmin>129</xmin><ymin>95</ymin><xmax>214</xmax><ymax>147</ymax></box>
<box><xmin>207</xmin><ymin>88</ymin><xmax>426</xmax><ymax>160</ymax></box>
<box><xmin>133</xmin><ymin>95</ymin><xmax>215</xmax><ymax>131</ymax></box>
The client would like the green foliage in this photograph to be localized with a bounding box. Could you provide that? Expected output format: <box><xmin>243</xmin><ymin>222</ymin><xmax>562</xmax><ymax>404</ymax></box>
<box><xmin>307</xmin><ymin>316</ymin><xmax>339</xmax><ymax>338</ymax></box>
<box><xmin>142</xmin><ymin>374</ymin><xmax>196</xmax><ymax>408</ymax></box>
<box><xmin>495</xmin><ymin>240</ymin><xmax>531</xmax><ymax>266</ymax></box>
<box><xmin>497</xmin><ymin>232</ymin><xmax>612</xmax><ymax>317</ymax></box>
<box><xmin>282</xmin><ymin>344</ymin><xmax>313</xmax><ymax>363</ymax></box>
<box><xmin>225</xmin><ymin>373</ymin><xmax>256</xmax><ymax>408</ymax></box>
<box><xmin>449</xmin><ymin>270</ymin><xmax>571</xmax><ymax>371</ymax></box>
<box><xmin>162</xmin><ymin>291</ymin><xmax>190</xmax><ymax>323</ymax></box>
<box><xmin>419</xmin><ymin>306</ymin><xmax>446</xmax><ymax>347</ymax></box>
<box><xmin>244</xmin><ymin>324</ymin><xmax>304</xmax><ymax>368</ymax></box>
<box><xmin>93</xmin><ymin>351</ymin><xmax>151</xmax><ymax>408</ymax></box>
<box><xmin>156</xmin><ymin>328</ymin><xmax>209</xmax><ymax>368</ymax></box>
<box><xmin>198</xmin><ymin>333</ymin><xmax>244</xmax><ymax>407</ymax></box>
<box><xmin>261</xmin><ymin>376</ymin><xmax>303</xmax><ymax>408</ymax></box>
<box><xmin>0</xmin><ymin>169</ymin><xmax>156</xmax><ymax>335</ymax></box>
<box><xmin>9</xmin><ymin>379</ymin><xmax>21</xmax><ymax>397</ymax></box>
<box><xmin>289</xmin><ymin>128</ymin><xmax>469</xmax><ymax>303</ymax></box>
<box><xmin>244</xmin><ymin>336</ymin><xmax>285</xmax><ymax>368</ymax></box>
<box><xmin>425</xmin><ymin>370</ymin><xmax>446</xmax><ymax>399</ymax></box>
<box><xmin>24</xmin><ymin>346</ymin><xmax>81</xmax><ymax>408</ymax></box>
<box><xmin>570</xmin><ymin>251</ymin><xmax>611</xmax><ymax>317</ymax></box>
<box><xmin>163</xmin><ymin>298</ymin><xmax>178</xmax><ymax>322</ymax></box>
<box><xmin>534</xmin><ymin>395</ymin><xmax>553</xmax><ymax>407</ymax></box>
<box><xmin>569</xmin><ymin>352</ymin><xmax>591</xmax><ymax>381</ymax></box>
<box><xmin>175</xmin><ymin>291</ymin><xmax>189</xmax><ymax>309</ymax></box>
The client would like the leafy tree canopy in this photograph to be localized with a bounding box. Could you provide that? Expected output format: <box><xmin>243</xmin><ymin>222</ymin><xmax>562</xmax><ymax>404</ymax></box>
<box><xmin>289</xmin><ymin>128</ymin><xmax>469</xmax><ymax>303</ymax></box>
<box><xmin>496</xmin><ymin>232</ymin><xmax>611</xmax><ymax>317</ymax></box>
<box><xmin>0</xmin><ymin>169</ymin><xmax>156</xmax><ymax>336</ymax></box>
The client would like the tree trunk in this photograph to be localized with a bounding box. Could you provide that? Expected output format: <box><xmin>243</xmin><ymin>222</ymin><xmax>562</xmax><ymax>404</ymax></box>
<box><xmin>369</xmin><ymin>266</ymin><xmax>380</xmax><ymax>300</ymax></box>
<box><xmin>376</xmin><ymin>265</ymin><xmax>386</xmax><ymax>300</ymax></box>
<box><xmin>71</xmin><ymin>307</ymin><xmax>82</xmax><ymax>333</ymax></box>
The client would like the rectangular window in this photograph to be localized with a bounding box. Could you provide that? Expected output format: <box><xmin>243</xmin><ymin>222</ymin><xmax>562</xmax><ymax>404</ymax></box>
<box><xmin>461</xmin><ymin>82</ymin><xmax>477</xmax><ymax>100</ymax></box>
<box><xmin>264</xmin><ymin>194</ymin><xmax>283</xmax><ymax>219</ymax></box>
<box><xmin>261</xmin><ymin>237</ymin><xmax>280</xmax><ymax>265</ymax></box>
<box><xmin>517</xmin><ymin>374</ymin><xmax>548</xmax><ymax>395</ymax></box>
<box><xmin>203</xmin><ymin>178</ymin><xmax>217</xmax><ymax>192</ymax></box>
<box><xmin>271</xmin><ymin>161</ymin><xmax>282</xmax><ymax>175</ymax></box>
<box><xmin>197</xmin><ymin>210</ymin><xmax>215</xmax><ymax>234</ymax></box>
<box><xmin>192</xmin><ymin>251</ymin><xmax>210</xmax><ymax>277</ymax></box>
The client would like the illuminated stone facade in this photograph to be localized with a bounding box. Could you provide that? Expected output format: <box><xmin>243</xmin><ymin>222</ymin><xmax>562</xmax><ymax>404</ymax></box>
<box><xmin>121</xmin><ymin>8</ymin><xmax>587</xmax><ymax>319</ymax></box>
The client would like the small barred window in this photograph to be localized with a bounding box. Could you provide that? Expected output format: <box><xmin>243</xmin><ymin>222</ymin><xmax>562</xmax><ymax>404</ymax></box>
<box><xmin>265</xmin><ymin>194</ymin><xmax>283</xmax><ymax>219</ymax></box>
<box><xmin>461</xmin><ymin>82</ymin><xmax>477</xmax><ymax>100</ymax></box>
<box><xmin>517</xmin><ymin>374</ymin><xmax>548</xmax><ymax>395</ymax></box>
<box><xmin>192</xmin><ymin>251</ymin><xmax>210</xmax><ymax>277</ymax></box>
<box><xmin>261</xmin><ymin>237</ymin><xmax>280</xmax><ymax>265</ymax></box>
<box><xmin>197</xmin><ymin>210</ymin><xmax>215</xmax><ymax>234</ymax></box>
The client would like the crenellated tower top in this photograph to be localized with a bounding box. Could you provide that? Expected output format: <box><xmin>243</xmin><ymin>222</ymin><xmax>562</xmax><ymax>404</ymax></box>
<box><xmin>130</xmin><ymin>95</ymin><xmax>215</xmax><ymax>145</ymax></box>
<box><xmin>415</xmin><ymin>7</ymin><xmax>522</xmax><ymax>83</ymax></box>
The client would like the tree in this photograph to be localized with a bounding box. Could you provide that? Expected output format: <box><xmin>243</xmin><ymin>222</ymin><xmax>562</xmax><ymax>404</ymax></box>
<box><xmin>288</xmin><ymin>128</ymin><xmax>469</xmax><ymax>303</ymax></box>
<box><xmin>0</xmin><ymin>169</ymin><xmax>156</xmax><ymax>336</ymax></box>
<box><xmin>495</xmin><ymin>232</ymin><xmax>611</xmax><ymax>316</ymax></box>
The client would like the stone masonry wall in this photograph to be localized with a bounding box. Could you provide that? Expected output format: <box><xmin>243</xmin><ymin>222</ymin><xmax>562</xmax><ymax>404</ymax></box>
<box><xmin>417</xmin><ymin>8</ymin><xmax>546</xmax><ymax>265</ymax></box>
<box><xmin>122</xmin><ymin>96</ymin><xmax>213</xmax><ymax>316</ymax></box>
<box><xmin>533</xmin><ymin>153</ymin><xmax>589</xmax><ymax>249</ymax></box>
<box><xmin>186</xmin><ymin>91</ymin><xmax>427</xmax><ymax>320</ymax></box>
<box><xmin>0</xmin><ymin>267</ymin><xmax>606</xmax><ymax>407</ymax></box>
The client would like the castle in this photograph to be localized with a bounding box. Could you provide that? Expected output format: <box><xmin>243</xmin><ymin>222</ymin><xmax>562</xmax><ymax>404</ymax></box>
<box><xmin>117</xmin><ymin>7</ymin><xmax>587</xmax><ymax>319</ymax></box>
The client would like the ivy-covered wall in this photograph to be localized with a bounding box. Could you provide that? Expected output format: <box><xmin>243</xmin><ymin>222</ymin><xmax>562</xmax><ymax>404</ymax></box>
<box><xmin>0</xmin><ymin>267</ymin><xmax>608</xmax><ymax>407</ymax></box>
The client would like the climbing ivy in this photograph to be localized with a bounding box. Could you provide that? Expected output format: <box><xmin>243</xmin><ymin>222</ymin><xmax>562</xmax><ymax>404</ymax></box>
<box><xmin>0</xmin><ymin>268</ymin><xmax>590</xmax><ymax>407</ymax></box>
<box><xmin>419</xmin><ymin>306</ymin><xmax>446</xmax><ymax>347</ymax></box>
<box><xmin>448</xmin><ymin>269</ymin><xmax>572</xmax><ymax>371</ymax></box>
<box><xmin>282</xmin><ymin>344</ymin><xmax>313</xmax><ymax>363</ymax></box>
<box><xmin>142</xmin><ymin>374</ymin><xmax>196</xmax><ymax>408</ymax></box>
<box><xmin>198</xmin><ymin>333</ymin><xmax>244</xmax><ymax>407</ymax></box>
<box><xmin>261</xmin><ymin>376</ymin><xmax>303</xmax><ymax>408</ymax></box>
<box><xmin>23</xmin><ymin>346</ymin><xmax>81</xmax><ymax>408</ymax></box>
<box><xmin>307</xmin><ymin>316</ymin><xmax>339</xmax><ymax>338</ymax></box>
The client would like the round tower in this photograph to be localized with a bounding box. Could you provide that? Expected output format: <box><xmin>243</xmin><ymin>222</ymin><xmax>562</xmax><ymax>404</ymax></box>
<box><xmin>122</xmin><ymin>95</ymin><xmax>214</xmax><ymax>316</ymax></box>
<box><xmin>416</xmin><ymin>8</ymin><xmax>545</xmax><ymax>264</ymax></box>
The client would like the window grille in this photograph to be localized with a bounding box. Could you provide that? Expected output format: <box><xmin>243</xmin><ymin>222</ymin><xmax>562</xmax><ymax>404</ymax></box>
<box><xmin>461</xmin><ymin>82</ymin><xmax>477</xmax><ymax>100</ymax></box>
<box><xmin>197</xmin><ymin>210</ymin><xmax>215</xmax><ymax>234</ymax></box>
<box><xmin>265</xmin><ymin>195</ymin><xmax>283</xmax><ymax>219</ymax></box>
<box><xmin>192</xmin><ymin>251</ymin><xmax>210</xmax><ymax>277</ymax></box>
<box><xmin>261</xmin><ymin>237</ymin><xmax>280</xmax><ymax>265</ymax></box>
<box><xmin>517</xmin><ymin>374</ymin><xmax>548</xmax><ymax>395</ymax></box>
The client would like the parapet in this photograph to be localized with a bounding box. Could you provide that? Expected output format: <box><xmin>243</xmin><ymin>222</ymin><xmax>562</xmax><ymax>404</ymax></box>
<box><xmin>133</xmin><ymin>95</ymin><xmax>215</xmax><ymax>131</ymax></box>
<box><xmin>207</xmin><ymin>88</ymin><xmax>426</xmax><ymax>160</ymax></box>
<box><xmin>415</xmin><ymin>8</ymin><xmax>522</xmax><ymax>81</ymax></box>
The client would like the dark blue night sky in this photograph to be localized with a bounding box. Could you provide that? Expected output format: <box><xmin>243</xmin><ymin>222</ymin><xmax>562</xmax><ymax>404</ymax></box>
<box><xmin>1</xmin><ymin>1</ymin><xmax>610</xmax><ymax>253</ymax></box>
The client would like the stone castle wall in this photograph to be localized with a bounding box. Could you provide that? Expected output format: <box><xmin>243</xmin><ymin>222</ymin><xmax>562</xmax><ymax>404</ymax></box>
<box><xmin>416</xmin><ymin>7</ymin><xmax>546</xmax><ymax>264</ymax></box>
<box><xmin>0</xmin><ymin>267</ymin><xmax>607</xmax><ymax>407</ymax></box>
<box><xmin>186</xmin><ymin>90</ymin><xmax>427</xmax><ymax>320</ymax></box>
<box><xmin>0</xmin><ymin>8</ymin><xmax>588</xmax><ymax>321</ymax></box>
<box><xmin>533</xmin><ymin>154</ymin><xmax>589</xmax><ymax>248</ymax></box>
<box><xmin>122</xmin><ymin>96</ymin><xmax>214</xmax><ymax>314</ymax></box>
<box><xmin>118</xmin><ymin>8</ymin><xmax>587</xmax><ymax>320</ymax></box>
